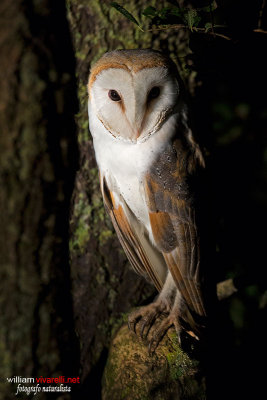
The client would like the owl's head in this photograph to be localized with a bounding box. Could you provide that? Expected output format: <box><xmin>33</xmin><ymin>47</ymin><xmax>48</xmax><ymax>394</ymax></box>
<box><xmin>88</xmin><ymin>49</ymin><xmax>184</xmax><ymax>143</ymax></box>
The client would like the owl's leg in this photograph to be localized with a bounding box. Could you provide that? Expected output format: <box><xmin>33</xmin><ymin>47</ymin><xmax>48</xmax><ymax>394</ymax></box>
<box><xmin>128</xmin><ymin>272</ymin><xmax>176</xmax><ymax>339</ymax></box>
<box><xmin>148</xmin><ymin>289</ymin><xmax>183</xmax><ymax>354</ymax></box>
<box><xmin>148</xmin><ymin>289</ymin><xmax>200</xmax><ymax>354</ymax></box>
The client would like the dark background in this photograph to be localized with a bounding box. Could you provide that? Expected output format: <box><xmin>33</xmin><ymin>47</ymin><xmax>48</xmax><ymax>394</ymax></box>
<box><xmin>0</xmin><ymin>0</ymin><xmax>266</xmax><ymax>399</ymax></box>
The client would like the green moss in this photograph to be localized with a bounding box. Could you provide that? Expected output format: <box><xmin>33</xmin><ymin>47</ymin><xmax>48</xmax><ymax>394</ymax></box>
<box><xmin>70</xmin><ymin>165</ymin><xmax>111</xmax><ymax>253</ymax></box>
<box><xmin>70</xmin><ymin>193</ymin><xmax>91</xmax><ymax>252</ymax></box>
<box><xmin>109</xmin><ymin>312</ymin><xmax>128</xmax><ymax>336</ymax></box>
<box><xmin>102</xmin><ymin>324</ymin><xmax>204</xmax><ymax>400</ymax></box>
<box><xmin>99</xmin><ymin>229</ymin><xmax>113</xmax><ymax>244</ymax></box>
<box><xmin>76</xmin><ymin>83</ymin><xmax>90</xmax><ymax>143</ymax></box>
<box><xmin>165</xmin><ymin>338</ymin><xmax>197</xmax><ymax>380</ymax></box>
<box><xmin>69</xmin><ymin>221</ymin><xmax>90</xmax><ymax>253</ymax></box>
<box><xmin>103</xmin><ymin>328</ymin><xmax>150</xmax><ymax>400</ymax></box>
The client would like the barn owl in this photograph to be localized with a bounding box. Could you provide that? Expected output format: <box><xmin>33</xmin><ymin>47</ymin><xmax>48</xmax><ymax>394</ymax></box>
<box><xmin>88</xmin><ymin>49</ymin><xmax>206</xmax><ymax>352</ymax></box>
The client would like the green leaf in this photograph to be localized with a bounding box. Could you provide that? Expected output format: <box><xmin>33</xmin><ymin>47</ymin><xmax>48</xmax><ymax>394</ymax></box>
<box><xmin>142</xmin><ymin>6</ymin><xmax>157</xmax><ymax>18</ymax></box>
<box><xmin>111</xmin><ymin>2</ymin><xmax>141</xmax><ymax>28</ymax></box>
<box><xmin>205</xmin><ymin>22</ymin><xmax>213</xmax><ymax>32</ymax></box>
<box><xmin>186</xmin><ymin>9</ymin><xmax>196</xmax><ymax>30</ymax></box>
<box><xmin>193</xmin><ymin>15</ymin><xmax>201</xmax><ymax>27</ymax></box>
<box><xmin>185</xmin><ymin>9</ymin><xmax>201</xmax><ymax>31</ymax></box>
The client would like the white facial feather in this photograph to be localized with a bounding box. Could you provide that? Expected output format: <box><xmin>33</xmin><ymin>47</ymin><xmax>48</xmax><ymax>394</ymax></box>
<box><xmin>90</xmin><ymin>66</ymin><xmax>179</xmax><ymax>143</ymax></box>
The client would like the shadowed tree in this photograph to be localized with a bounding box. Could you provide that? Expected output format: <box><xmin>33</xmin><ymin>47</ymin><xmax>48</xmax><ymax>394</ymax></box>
<box><xmin>0</xmin><ymin>1</ymin><xmax>79</xmax><ymax>398</ymax></box>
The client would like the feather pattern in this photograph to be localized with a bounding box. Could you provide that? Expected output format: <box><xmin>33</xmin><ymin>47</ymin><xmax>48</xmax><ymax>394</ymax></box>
<box><xmin>101</xmin><ymin>176</ymin><xmax>166</xmax><ymax>292</ymax></box>
<box><xmin>145</xmin><ymin>136</ymin><xmax>206</xmax><ymax>319</ymax></box>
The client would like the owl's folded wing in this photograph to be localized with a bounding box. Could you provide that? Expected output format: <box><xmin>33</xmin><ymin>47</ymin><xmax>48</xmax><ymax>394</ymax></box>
<box><xmin>144</xmin><ymin>144</ymin><xmax>206</xmax><ymax>319</ymax></box>
<box><xmin>100</xmin><ymin>175</ymin><xmax>166</xmax><ymax>292</ymax></box>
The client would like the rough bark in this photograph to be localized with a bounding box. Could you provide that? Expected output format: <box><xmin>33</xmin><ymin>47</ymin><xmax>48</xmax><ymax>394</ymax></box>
<box><xmin>67</xmin><ymin>0</ymin><xmax>195</xmax><ymax>396</ymax></box>
<box><xmin>0</xmin><ymin>1</ymin><xmax>79</xmax><ymax>398</ymax></box>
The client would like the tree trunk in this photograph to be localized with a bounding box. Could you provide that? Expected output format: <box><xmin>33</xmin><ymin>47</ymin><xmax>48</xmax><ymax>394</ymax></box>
<box><xmin>0</xmin><ymin>1</ymin><xmax>79</xmax><ymax>398</ymax></box>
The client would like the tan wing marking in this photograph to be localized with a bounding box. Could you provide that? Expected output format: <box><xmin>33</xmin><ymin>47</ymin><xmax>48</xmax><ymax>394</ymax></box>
<box><xmin>149</xmin><ymin>212</ymin><xmax>177</xmax><ymax>253</ymax></box>
<box><xmin>145</xmin><ymin>172</ymin><xmax>206</xmax><ymax>318</ymax></box>
<box><xmin>101</xmin><ymin>176</ymin><xmax>163</xmax><ymax>292</ymax></box>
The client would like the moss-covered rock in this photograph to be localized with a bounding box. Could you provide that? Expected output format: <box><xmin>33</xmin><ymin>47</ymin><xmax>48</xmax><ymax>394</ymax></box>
<box><xmin>102</xmin><ymin>324</ymin><xmax>206</xmax><ymax>400</ymax></box>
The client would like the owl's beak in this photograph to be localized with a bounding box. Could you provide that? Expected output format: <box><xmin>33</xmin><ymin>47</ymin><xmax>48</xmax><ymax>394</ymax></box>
<box><xmin>132</xmin><ymin>111</ymin><xmax>146</xmax><ymax>140</ymax></box>
<box><xmin>126</xmin><ymin>98</ymin><xmax>146</xmax><ymax>141</ymax></box>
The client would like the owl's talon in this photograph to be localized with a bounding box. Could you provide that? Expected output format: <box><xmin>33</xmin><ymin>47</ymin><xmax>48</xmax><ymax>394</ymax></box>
<box><xmin>148</xmin><ymin>314</ymin><xmax>181</xmax><ymax>354</ymax></box>
<box><xmin>148</xmin><ymin>340</ymin><xmax>154</xmax><ymax>356</ymax></box>
<box><xmin>128</xmin><ymin>320</ymin><xmax>135</xmax><ymax>333</ymax></box>
<box><xmin>139</xmin><ymin>312</ymin><xmax>158</xmax><ymax>339</ymax></box>
<box><xmin>140</xmin><ymin>319</ymin><xmax>150</xmax><ymax>339</ymax></box>
<box><xmin>128</xmin><ymin>308</ymin><xmax>143</xmax><ymax>334</ymax></box>
<box><xmin>139</xmin><ymin>318</ymin><xmax>147</xmax><ymax>339</ymax></box>
<box><xmin>128</xmin><ymin>302</ymin><xmax>167</xmax><ymax>339</ymax></box>
<box><xmin>128</xmin><ymin>319</ymin><xmax>137</xmax><ymax>334</ymax></box>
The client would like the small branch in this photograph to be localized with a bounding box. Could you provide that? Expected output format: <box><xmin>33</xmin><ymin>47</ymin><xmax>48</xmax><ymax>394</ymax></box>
<box><xmin>146</xmin><ymin>24</ymin><xmax>232</xmax><ymax>40</ymax></box>
<box><xmin>254</xmin><ymin>28</ymin><xmax>267</xmax><ymax>34</ymax></box>
<box><xmin>202</xmin><ymin>30</ymin><xmax>232</xmax><ymax>41</ymax></box>
<box><xmin>146</xmin><ymin>24</ymin><xmax>187</xmax><ymax>32</ymax></box>
<box><xmin>145</xmin><ymin>25</ymin><xmax>267</xmax><ymax>40</ymax></box>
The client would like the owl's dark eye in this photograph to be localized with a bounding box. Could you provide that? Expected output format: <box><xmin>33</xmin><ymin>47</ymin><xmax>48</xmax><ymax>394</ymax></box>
<box><xmin>108</xmin><ymin>89</ymin><xmax>121</xmax><ymax>101</ymax></box>
<box><xmin>148</xmin><ymin>86</ymin><xmax>160</xmax><ymax>101</ymax></box>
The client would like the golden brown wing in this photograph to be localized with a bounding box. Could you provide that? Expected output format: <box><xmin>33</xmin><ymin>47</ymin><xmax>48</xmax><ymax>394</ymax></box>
<box><xmin>100</xmin><ymin>174</ymin><xmax>166</xmax><ymax>292</ymax></box>
<box><xmin>145</xmin><ymin>137</ymin><xmax>206</xmax><ymax>319</ymax></box>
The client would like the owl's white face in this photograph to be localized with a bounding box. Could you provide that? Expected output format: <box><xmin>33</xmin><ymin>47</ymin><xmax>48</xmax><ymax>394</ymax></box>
<box><xmin>89</xmin><ymin>66</ymin><xmax>179</xmax><ymax>143</ymax></box>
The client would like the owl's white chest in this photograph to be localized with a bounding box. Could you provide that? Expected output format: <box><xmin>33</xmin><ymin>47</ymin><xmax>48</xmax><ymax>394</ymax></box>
<box><xmin>89</xmin><ymin>103</ymin><xmax>177</xmax><ymax>233</ymax></box>
<box><xmin>89</xmin><ymin>106</ymin><xmax>174</xmax><ymax>230</ymax></box>
<box><xmin>92</xmin><ymin>129</ymin><xmax>153</xmax><ymax>229</ymax></box>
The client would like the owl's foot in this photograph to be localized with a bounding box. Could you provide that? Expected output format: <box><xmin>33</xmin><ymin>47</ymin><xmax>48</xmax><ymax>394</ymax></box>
<box><xmin>148</xmin><ymin>312</ymin><xmax>181</xmax><ymax>355</ymax></box>
<box><xmin>128</xmin><ymin>300</ymin><xmax>168</xmax><ymax>339</ymax></box>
